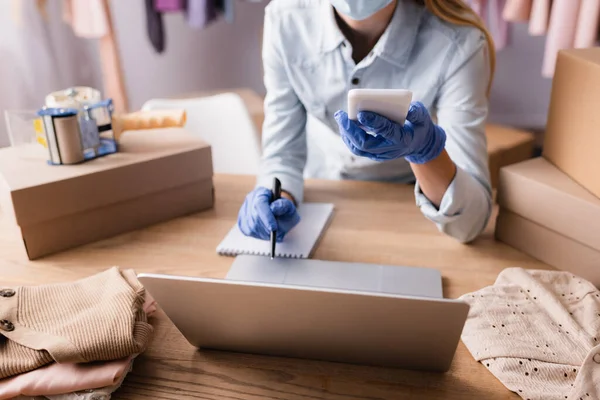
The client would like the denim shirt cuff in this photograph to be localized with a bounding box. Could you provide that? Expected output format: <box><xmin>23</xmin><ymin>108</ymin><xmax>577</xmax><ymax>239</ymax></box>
<box><xmin>414</xmin><ymin>167</ymin><xmax>473</xmax><ymax>225</ymax></box>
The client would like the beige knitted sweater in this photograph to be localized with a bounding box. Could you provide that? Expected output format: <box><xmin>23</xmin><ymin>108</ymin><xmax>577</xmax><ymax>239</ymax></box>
<box><xmin>0</xmin><ymin>267</ymin><xmax>152</xmax><ymax>379</ymax></box>
<box><xmin>460</xmin><ymin>268</ymin><xmax>600</xmax><ymax>400</ymax></box>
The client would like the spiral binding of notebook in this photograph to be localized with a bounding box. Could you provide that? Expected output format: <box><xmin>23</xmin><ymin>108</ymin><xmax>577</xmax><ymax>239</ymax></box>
<box><xmin>217</xmin><ymin>248</ymin><xmax>304</xmax><ymax>259</ymax></box>
<box><xmin>215</xmin><ymin>203</ymin><xmax>334</xmax><ymax>259</ymax></box>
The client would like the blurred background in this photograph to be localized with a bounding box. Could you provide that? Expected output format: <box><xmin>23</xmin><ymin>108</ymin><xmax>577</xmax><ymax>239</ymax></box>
<box><xmin>0</xmin><ymin>0</ymin><xmax>552</xmax><ymax>148</ymax></box>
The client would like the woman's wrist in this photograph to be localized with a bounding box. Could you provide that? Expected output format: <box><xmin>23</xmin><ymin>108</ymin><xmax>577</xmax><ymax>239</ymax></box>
<box><xmin>281</xmin><ymin>190</ymin><xmax>297</xmax><ymax>206</ymax></box>
<box><xmin>410</xmin><ymin>150</ymin><xmax>457</xmax><ymax>207</ymax></box>
<box><xmin>405</xmin><ymin>124</ymin><xmax>447</xmax><ymax>165</ymax></box>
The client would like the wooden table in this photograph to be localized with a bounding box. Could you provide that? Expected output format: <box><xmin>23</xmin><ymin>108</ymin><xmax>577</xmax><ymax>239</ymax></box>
<box><xmin>0</xmin><ymin>175</ymin><xmax>551</xmax><ymax>399</ymax></box>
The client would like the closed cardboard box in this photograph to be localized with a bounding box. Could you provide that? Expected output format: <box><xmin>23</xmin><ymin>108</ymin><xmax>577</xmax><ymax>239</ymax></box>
<box><xmin>0</xmin><ymin>128</ymin><xmax>214</xmax><ymax>259</ymax></box>
<box><xmin>497</xmin><ymin>157</ymin><xmax>600</xmax><ymax>251</ymax></box>
<box><xmin>543</xmin><ymin>48</ymin><xmax>600</xmax><ymax>198</ymax></box>
<box><xmin>495</xmin><ymin>209</ymin><xmax>600</xmax><ymax>288</ymax></box>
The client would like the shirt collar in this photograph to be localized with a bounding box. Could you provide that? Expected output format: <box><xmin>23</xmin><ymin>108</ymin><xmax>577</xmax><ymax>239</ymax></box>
<box><xmin>319</xmin><ymin>0</ymin><xmax>425</xmax><ymax>68</ymax></box>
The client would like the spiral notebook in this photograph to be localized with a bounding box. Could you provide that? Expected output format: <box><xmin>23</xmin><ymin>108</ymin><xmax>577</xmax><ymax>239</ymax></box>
<box><xmin>217</xmin><ymin>203</ymin><xmax>334</xmax><ymax>258</ymax></box>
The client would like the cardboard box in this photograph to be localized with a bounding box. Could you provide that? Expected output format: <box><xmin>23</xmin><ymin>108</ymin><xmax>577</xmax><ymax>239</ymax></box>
<box><xmin>0</xmin><ymin>128</ymin><xmax>213</xmax><ymax>259</ymax></box>
<box><xmin>543</xmin><ymin>48</ymin><xmax>600</xmax><ymax>198</ymax></box>
<box><xmin>495</xmin><ymin>209</ymin><xmax>600</xmax><ymax>287</ymax></box>
<box><xmin>486</xmin><ymin>124</ymin><xmax>535</xmax><ymax>189</ymax></box>
<box><xmin>497</xmin><ymin>157</ymin><xmax>600</xmax><ymax>251</ymax></box>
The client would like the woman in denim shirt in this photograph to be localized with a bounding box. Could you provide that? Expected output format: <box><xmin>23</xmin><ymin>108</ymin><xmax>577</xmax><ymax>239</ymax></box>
<box><xmin>237</xmin><ymin>0</ymin><xmax>495</xmax><ymax>244</ymax></box>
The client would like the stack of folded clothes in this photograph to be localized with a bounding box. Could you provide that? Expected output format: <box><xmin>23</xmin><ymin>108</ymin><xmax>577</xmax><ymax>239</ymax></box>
<box><xmin>0</xmin><ymin>267</ymin><xmax>156</xmax><ymax>400</ymax></box>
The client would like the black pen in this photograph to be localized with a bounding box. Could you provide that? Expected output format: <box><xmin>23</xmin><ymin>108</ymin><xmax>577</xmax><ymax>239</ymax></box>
<box><xmin>271</xmin><ymin>177</ymin><xmax>282</xmax><ymax>259</ymax></box>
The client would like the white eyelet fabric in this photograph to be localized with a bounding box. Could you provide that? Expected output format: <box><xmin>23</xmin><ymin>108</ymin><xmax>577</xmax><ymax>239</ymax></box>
<box><xmin>460</xmin><ymin>268</ymin><xmax>600</xmax><ymax>400</ymax></box>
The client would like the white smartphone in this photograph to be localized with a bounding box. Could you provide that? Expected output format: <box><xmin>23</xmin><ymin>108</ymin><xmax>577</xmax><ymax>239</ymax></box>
<box><xmin>347</xmin><ymin>89</ymin><xmax>413</xmax><ymax>126</ymax></box>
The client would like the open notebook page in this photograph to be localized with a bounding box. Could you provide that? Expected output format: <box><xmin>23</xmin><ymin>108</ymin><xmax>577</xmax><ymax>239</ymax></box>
<box><xmin>216</xmin><ymin>203</ymin><xmax>334</xmax><ymax>258</ymax></box>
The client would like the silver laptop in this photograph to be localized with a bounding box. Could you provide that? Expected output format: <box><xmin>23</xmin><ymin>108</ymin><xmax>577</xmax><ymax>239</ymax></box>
<box><xmin>138</xmin><ymin>255</ymin><xmax>469</xmax><ymax>372</ymax></box>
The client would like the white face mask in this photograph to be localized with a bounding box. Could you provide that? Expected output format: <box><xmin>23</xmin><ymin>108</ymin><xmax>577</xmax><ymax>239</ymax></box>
<box><xmin>329</xmin><ymin>0</ymin><xmax>394</xmax><ymax>21</ymax></box>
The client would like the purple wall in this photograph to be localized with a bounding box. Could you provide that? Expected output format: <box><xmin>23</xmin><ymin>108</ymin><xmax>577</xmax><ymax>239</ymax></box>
<box><xmin>489</xmin><ymin>23</ymin><xmax>552</xmax><ymax>129</ymax></box>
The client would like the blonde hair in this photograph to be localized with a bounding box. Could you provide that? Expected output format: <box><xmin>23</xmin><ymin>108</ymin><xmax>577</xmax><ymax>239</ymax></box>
<box><xmin>421</xmin><ymin>0</ymin><xmax>496</xmax><ymax>96</ymax></box>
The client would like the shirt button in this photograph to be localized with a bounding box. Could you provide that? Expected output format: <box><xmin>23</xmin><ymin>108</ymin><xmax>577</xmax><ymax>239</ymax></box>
<box><xmin>0</xmin><ymin>320</ymin><xmax>15</xmax><ymax>332</ymax></box>
<box><xmin>351</xmin><ymin>77</ymin><xmax>360</xmax><ymax>85</ymax></box>
<box><xmin>0</xmin><ymin>289</ymin><xmax>15</xmax><ymax>297</ymax></box>
<box><xmin>594</xmin><ymin>354</ymin><xmax>600</xmax><ymax>364</ymax></box>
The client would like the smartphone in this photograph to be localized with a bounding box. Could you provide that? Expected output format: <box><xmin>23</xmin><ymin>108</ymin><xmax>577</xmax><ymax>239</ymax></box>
<box><xmin>347</xmin><ymin>89</ymin><xmax>413</xmax><ymax>126</ymax></box>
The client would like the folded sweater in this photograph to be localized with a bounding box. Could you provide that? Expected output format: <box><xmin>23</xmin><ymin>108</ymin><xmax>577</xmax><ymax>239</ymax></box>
<box><xmin>0</xmin><ymin>267</ymin><xmax>152</xmax><ymax>379</ymax></box>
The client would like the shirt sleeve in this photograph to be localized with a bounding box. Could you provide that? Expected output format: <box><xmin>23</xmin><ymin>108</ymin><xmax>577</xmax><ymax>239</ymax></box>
<box><xmin>255</xmin><ymin>6</ymin><xmax>308</xmax><ymax>202</ymax></box>
<box><xmin>414</xmin><ymin>30</ymin><xmax>493</xmax><ymax>243</ymax></box>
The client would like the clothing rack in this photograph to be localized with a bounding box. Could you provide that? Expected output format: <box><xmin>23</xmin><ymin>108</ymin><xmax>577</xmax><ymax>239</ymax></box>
<box><xmin>24</xmin><ymin>0</ymin><xmax>263</xmax><ymax>114</ymax></box>
<box><xmin>467</xmin><ymin>0</ymin><xmax>600</xmax><ymax>77</ymax></box>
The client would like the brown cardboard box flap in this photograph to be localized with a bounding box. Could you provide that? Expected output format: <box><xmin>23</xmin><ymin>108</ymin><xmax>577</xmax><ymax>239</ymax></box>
<box><xmin>495</xmin><ymin>209</ymin><xmax>600</xmax><ymax>288</ymax></box>
<box><xmin>0</xmin><ymin>128</ymin><xmax>212</xmax><ymax>228</ymax></box>
<box><xmin>497</xmin><ymin>157</ymin><xmax>600</xmax><ymax>251</ymax></box>
<box><xmin>543</xmin><ymin>48</ymin><xmax>600</xmax><ymax>198</ymax></box>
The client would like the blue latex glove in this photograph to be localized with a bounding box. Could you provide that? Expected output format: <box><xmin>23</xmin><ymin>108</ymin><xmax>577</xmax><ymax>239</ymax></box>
<box><xmin>237</xmin><ymin>187</ymin><xmax>300</xmax><ymax>242</ymax></box>
<box><xmin>334</xmin><ymin>101</ymin><xmax>446</xmax><ymax>164</ymax></box>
